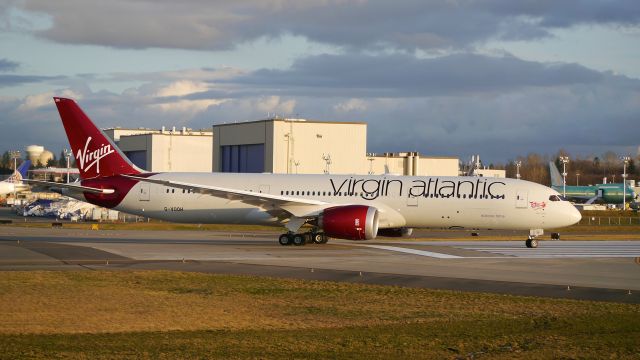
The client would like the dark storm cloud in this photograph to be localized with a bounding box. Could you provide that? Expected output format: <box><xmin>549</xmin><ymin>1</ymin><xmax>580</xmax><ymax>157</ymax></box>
<box><xmin>13</xmin><ymin>0</ymin><xmax>640</xmax><ymax>51</ymax></box>
<box><xmin>225</xmin><ymin>53</ymin><xmax>606</xmax><ymax>97</ymax></box>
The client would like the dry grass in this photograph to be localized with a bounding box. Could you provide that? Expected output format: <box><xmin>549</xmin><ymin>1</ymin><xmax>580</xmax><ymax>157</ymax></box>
<box><xmin>1</xmin><ymin>221</ymin><xmax>278</xmax><ymax>232</ymax></box>
<box><xmin>0</xmin><ymin>271</ymin><xmax>639</xmax><ymax>358</ymax></box>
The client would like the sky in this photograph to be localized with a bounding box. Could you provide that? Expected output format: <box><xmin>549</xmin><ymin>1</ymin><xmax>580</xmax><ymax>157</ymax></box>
<box><xmin>0</xmin><ymin>0</ymin><xmax>639</xmax><ymax>164</ymax></box>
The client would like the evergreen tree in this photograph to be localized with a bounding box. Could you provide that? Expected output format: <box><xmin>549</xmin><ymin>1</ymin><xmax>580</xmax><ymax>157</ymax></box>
<box><xmin>59</xmin><ymin>150</ymin><xmax>66</xmax><ymax>167</ymax></box>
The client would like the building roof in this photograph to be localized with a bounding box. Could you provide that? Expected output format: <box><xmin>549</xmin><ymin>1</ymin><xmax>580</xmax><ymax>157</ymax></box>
<box><xmin>212</xmin><ymin>118</ymin><xmax>367</xmax><ymax>127</ymax></box>
<box><xmin>368</xmin><ymin>152</ymin><xmax>458</xmax><ymax>160</ymax></box>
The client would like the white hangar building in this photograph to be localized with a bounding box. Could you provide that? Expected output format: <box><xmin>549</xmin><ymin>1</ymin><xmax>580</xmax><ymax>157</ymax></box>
<box><xmin>104</xmin><ymin>127</ymin><xmax>213</xmax><ymax>172</ymax></box>
<box><xmin>212</xmin><ymin>117</ymin><xmax>459</xmax><ymax>176</ymax></box>
<box><xmin>104</xmin><ymin>118</ymin><xmax>459</xmax><ymax>176</ymax></box>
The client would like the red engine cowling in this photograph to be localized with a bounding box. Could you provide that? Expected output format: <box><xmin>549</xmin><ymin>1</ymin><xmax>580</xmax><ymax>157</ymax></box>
<box><xmin>319</xmin><ymin>205</ymin><xmax>379</xmax><ymax>240</ymax></box>
<box><xmin>376</xmin><ymin>227</ymin><xmax>414</xmax><ymax>238</ymax></box>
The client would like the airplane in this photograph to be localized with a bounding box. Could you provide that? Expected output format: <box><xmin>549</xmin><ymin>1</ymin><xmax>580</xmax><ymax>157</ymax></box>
<box><xmin>25</xmin><ymin>97</ymin><xmax>582</xmax><ymax>248</ymax></box>
<box><xmin>548</xmin><ymin>162</ymin><xmax>636</xmax><ymax>205</ymax></box>
<box><xmin>0</xmin><ymin>160</ymin><xmax>31</xmax><ymax>196</ymax></box>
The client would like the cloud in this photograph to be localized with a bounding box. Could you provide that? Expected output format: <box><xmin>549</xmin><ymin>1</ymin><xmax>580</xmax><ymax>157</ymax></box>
<box><xmin>18</xmin><ymin>89</ymin><xmax>82</xmax><ymax>111</ymax></box>
<box><xmin>230</xmin><ymin>53</ymin><xmax>607</xmax><ymax>97</ymax></box>
<box><xmin>334</xmin><ymin>98</ymin><xmax>367</xmax><ymax>113</ymax></box>
<box><xmin>0</xmin><ymin>58</ymin><xmax>18</xmax><ymax>72</ymax></box>
<box><xmin>0</xmin><ymin>71</ymin><xmax>63</xmax><ymax>87</ymax></box>
<box><xmin>10</xmin><ymin>0</ymin><xmax>640</xmax><ymax>51</ymax></box>
<box><xmin>0</xmin><ymin>51</ymin><xmax>638</xmax><ymax>163</ymax></box>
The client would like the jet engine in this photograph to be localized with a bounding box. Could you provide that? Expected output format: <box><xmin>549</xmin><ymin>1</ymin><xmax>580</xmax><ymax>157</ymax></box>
<box><xmin>376</xmin><ymin>227</ymin><xmax>413</xmax><ymax>238</ymax></box>
<box><xmin>319</xmin><ymin>205</ymin><xmax>379</xmax><ymax>240</ymax></box>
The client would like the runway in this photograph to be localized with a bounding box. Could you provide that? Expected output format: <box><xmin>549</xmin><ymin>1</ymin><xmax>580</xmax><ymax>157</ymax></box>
<box><xmin>1</xmin><ymin>226</ymin><xmax>639</xmax><ymax>303</ymax></box>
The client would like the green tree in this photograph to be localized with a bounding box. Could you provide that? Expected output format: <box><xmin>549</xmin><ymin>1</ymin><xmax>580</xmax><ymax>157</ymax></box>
<box><xmin>1</xmin><ymin>151</ymin><xmax>9</xmax><ymax>167</ymax></box>
<box><xmin>628</xmin><ymin>159</ymin><xmax>636</xmax><ymax>175</ymax></box>
<box><xmin>59</xmin><ymin>150</ymin><xmax>66</xmax><ymax>167</ymax></box>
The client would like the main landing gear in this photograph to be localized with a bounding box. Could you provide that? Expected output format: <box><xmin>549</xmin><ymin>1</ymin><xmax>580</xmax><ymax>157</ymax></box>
<box><xmin>278</xmin><ymin>232</ymin><xmax>328</xmax><ymax>246</ymax></box>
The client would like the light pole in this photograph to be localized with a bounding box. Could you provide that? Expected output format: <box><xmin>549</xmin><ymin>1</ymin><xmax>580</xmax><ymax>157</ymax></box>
<box><xmin>559</xmin><ymin>156</ymin><xmax>569</xmax><ymax>197</ymax></box>
<box><xmin>9</xmin><ymin>150</ymin><xmax>21</xmax><ymax>203</ymax></box>
<box><xmin>515</xmin><ymin>161</ymin><xmax>521</xmax><ymax>180</ymax></box>
<box><xmin>622</xmin><ymin>156</ymin><xmax>630</xmax><ymax>210</ymax></box>
<box><xmin>63</xmin><ymin>148</ymin><xmax>71</xmax><ymax>183</ymax></box>
<box><xmin>576</xmin><ymin>172</ymin><xmax>580</xmax><ymax>186</ymax></box>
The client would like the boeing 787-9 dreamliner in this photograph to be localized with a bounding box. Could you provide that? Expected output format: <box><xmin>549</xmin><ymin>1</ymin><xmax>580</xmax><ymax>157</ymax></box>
<box><xmin>26</xmin><ymin>98</ymin><xmax>581</xmax><ymax>248</ymax></box>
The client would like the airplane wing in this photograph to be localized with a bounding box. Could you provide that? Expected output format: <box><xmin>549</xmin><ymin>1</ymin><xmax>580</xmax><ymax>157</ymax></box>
<box><xmin>585</xmin><ymin>196</ymin><xmax>600</xmax><ymax>205</ymax></box>
<box><xmin>124</xmin><ymin>175</ymin><xmax>407</xmax><ymax>229</ymax></box>
<box><xmin>123</xmin><ymin>175</ymin><xmax>330</xmax><ymax>217</ymax></box>
<box><xmin>22</xmin><ymin>179</ymin><xmax>115</xmax><ymax>195</ymax></box>
<box><xmin>29</xmin><ymin>167</ymin><xmax>80</xmax><ymax>175</ymax></box>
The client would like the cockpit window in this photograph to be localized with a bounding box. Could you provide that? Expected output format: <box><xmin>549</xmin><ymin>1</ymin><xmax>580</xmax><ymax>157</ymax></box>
<box><xmin>549</xmin><ymin>195</ymin><xmax>567</xmax><ymax>202</ymax></box>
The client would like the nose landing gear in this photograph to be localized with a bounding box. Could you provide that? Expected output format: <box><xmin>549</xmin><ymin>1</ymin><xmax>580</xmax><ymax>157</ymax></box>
<box><xmin>525</xmin><ymin>236</ymin><xmax>538</xmax><ymax>248</ymax></box>
<box><xmin>526</xmin><ymin>229</ymin><xmax>543</xmax><ymax>248</ymax></box>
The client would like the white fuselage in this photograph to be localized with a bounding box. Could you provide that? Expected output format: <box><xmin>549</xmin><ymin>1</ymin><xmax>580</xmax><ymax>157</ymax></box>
<box><xmin>69</xmin><ymin>173</ymin><xmax>581</xmax><ymax>231</ymax></box>
<box><xmin>0</xmin><ymin>181</ymin><xmax>27</xmax><ymax>196</ymax></box>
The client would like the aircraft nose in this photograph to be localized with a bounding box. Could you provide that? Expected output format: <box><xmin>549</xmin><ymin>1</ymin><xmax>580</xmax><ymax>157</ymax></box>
<box><xmin>567</xmin><ymin>205</ymin><xmax>582</xmax><ymax>226</ymax></box>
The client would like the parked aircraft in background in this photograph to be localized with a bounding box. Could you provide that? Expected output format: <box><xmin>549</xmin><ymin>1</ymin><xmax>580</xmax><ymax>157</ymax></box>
<box><xmin>549</xmin><ymin>162</ymin><xmax>636</xmax><ymax>205</ymax></box>
<box><xmin>29</xmin><ymin>167</ymin><xmax>80</xmax><ymax>181</ymax></box>
<box><xmin>0</xmin><ymin>160</ymin><xmax>31</xmax><ymax>196</ymax></box>
<box><xmin>27</xmin><ymin>98</ymin><xmax>581</xmax><ymax>248</ymax></box>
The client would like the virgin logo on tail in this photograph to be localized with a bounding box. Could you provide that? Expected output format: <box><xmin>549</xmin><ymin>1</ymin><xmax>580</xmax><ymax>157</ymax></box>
<box><xmin>76</xmin><ymin>137</ymin><xmax>115</xmax><ymax>174</ymax></box>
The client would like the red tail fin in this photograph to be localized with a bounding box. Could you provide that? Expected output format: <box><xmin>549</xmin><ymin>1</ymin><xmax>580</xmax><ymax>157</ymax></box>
<box><xmin>54</xmin><ymin>97</ymin><xmax>141</xmax><ymax>179</ymax></box>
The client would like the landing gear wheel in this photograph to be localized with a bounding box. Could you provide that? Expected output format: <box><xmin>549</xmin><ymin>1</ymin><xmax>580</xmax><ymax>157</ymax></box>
<box><xmin>551</xmin><ymin>232</ymin><xmax>560</xmax><ymax>240</ymax></box>
<box><xmin>312</xmin><ymin>232</ymin><xmax>325</xmax><ymax>244</ymax></box>
<box><xmin>278</xmin><ymin>234</ymin><xmax>292</xmax><ymax>246</ymax></box>
<box><xmin>319</xmin><ymin>234</ymin><xmax>328</xmax><ymax>244</ymax></box>
<box><xmin>526</xmin><ymin>238</ymin><xmax>538</xmax><ymax>248</ymax></box>
<box><xmin>292</xmin><ymin>234</ymin><xmax>306</xmax><ymax>246</ymax></box>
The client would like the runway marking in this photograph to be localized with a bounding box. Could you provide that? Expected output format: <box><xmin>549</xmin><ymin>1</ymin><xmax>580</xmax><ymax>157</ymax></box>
<box><xmin>360</xmin><ymin>245</ymin><xmax>462</xmax><ymax>258</ymax></box>
<box><xmin>458</xmin><ymin>242</ymin><xmax>640</xmax><ymax>258</ymax></box>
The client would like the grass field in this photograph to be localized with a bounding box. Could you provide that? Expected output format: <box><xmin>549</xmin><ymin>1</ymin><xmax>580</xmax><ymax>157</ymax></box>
<box><xmin>0</xmin><ymin>271</ymin><xmax>638</xmax><ymax>359</ymax></box>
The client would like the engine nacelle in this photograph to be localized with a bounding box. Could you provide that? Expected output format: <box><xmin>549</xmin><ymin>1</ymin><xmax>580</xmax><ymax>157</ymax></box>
<box><xmin>319</xmin><ymin>205</ymin><xmax>379</xmax><ymax>240</ymax></box>
<box><xmin>377</xmin><ymin>227</ymin><xmax>413</xmax><ymax>238</ymax></box>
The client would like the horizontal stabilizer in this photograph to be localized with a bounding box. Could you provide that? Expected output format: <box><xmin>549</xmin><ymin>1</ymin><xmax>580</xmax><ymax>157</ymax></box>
<box><xmin>22</xmin><ymin>179</ymin><xmax>114</xmax><ymax>194</ymax></box>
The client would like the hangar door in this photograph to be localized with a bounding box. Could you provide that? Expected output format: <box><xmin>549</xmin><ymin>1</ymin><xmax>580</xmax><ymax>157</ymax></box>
<box><xmin>221</xmin><ymin>144</ymin><xmax>265</xmax><ymax>173</ymax></box>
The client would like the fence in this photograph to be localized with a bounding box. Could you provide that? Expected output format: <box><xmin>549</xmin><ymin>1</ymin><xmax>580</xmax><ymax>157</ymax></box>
<box><xmin>579</xmin><ymin>217</ymin><xmax>640</xmax><ymax>226</ymax></box>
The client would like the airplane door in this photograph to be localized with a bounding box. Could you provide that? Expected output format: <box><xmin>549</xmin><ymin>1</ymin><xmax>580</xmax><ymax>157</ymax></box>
<box><xmin>515</xmin><ymin>190</ymin><xmax>528</xmax><ymax>208</ymax></box>
<box><xmin>139</xmin><ymin>183</ymin><xmax>150</xmax><ymax>201</ymax></box>
<box><xmin>407</xmin><ymin>195</ymin><xmax>418</xmax><ymax>207</ymax></box>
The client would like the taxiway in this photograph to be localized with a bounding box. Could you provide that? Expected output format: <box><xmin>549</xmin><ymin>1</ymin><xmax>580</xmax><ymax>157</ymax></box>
<box><xmin>1</xmin><ymin>225</ymin><xmax>639</xmax><ymax>303</ymax></box>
